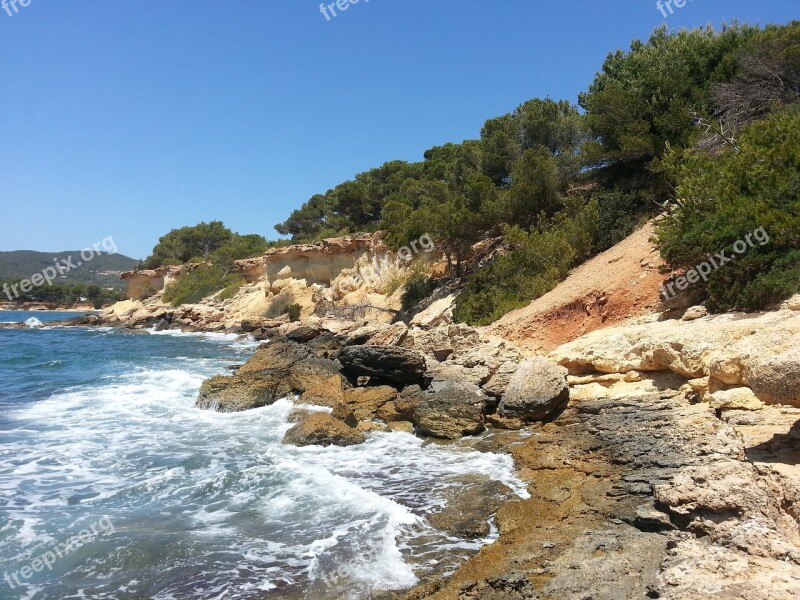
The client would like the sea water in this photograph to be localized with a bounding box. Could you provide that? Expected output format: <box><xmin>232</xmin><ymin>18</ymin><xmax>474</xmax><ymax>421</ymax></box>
<box><xmin>0</xmin><ymin>313</ymin><xmax>527</xmax><ymax>599</ymax></box>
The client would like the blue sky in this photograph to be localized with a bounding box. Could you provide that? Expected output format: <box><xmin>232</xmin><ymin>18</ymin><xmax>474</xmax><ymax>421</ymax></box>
<box><xmin>0</xmin><ymin>1</ymin><xmax>797</xmax><ymax>259</ymax></box>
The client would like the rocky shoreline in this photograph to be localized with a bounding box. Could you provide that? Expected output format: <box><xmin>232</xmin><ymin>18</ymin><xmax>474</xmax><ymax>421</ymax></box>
<box><xmin>34</xmin><ymin>297</ymin><xmax>800</xmax><ymax>598</ymax></box>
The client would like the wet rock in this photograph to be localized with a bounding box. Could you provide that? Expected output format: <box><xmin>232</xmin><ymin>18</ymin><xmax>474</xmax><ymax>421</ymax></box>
<box><xmin>196</xmin><ymin>373</ymin><xmax>292</xmax><ymax>412</ymax></box>
<box><xmin>282</xmin><ymin>412</ymin><xmax>365</xmax><ymax>447</ymax></box>
<box><xmin>197</xmin><ymin>337</ymin><xmax>348</xmax><ymax>412</ymax></box>
<box><xmin>339</xmin><ymin>345</ymin><xmax>426</xmax><ymax>384</ymax></box>
<box><xmin>414</xmin><ymin>378</ymin><xmax>487</xmax><ymax>439</ymax></box>
<box><xmin>459</xmin><ymin>572</ymin><xmax>538</xmax><ymax>599</ymax></box>
<box><xmin>238</xmin><ymin>339</ymin><xmax>313</xmax><ymax>373</ymax></box>
<box><xmin>429</xmin><ymin>480</ymin><xmax>515</xmax><ymax>539</ymax></box>
<box><xmin>388</xmin><ymin>421</ymin><xmax>415</xmax><ymax>433</ymax></box>
<box><xmin>498</xmin><ymin>357</ymin><xmax>569</xmax><ymax>422</ymax></box>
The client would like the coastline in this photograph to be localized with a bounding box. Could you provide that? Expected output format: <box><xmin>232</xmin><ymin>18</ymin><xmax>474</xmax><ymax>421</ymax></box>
<box><xmin>0</xmin><ymin>302</ymin><xmax>97</xmax><ymax>312</ymax></box>
<box><xmin>8</xmin><ymin>305</ymin><xmax>800</xmax><ymax>599</ymax></box>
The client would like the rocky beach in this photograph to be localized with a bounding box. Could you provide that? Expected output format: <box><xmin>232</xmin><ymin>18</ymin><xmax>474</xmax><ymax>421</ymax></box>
<box><xmin>33</xmin><ymin>224</ymin><xmax>798</xmax><ymax>599</ymax></box>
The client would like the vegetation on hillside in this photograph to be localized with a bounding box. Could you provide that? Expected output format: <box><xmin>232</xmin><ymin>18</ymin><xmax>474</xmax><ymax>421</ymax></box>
<box><xmin>272</xmin><ymin>22</ymin><xmax>799</xmax><ymax>320</ymax></box>
<box><xmin>0</xmin><ymin>280</ymin><xmax>123</xmax><ymax>308</ymax></box>
<box><xmin>143</xmin><ymin>222</ymin><xmax>286</xmax><ymax>306</ymax></box>
<box><xmin>0</xmin><ymin>251</ymin><xmax>138</xmax><ymax>291</ymax></box>
<box><xmin>148</xmin><ymin>23</ymin><xmax>799</xmax><ymax>318</ymax></box>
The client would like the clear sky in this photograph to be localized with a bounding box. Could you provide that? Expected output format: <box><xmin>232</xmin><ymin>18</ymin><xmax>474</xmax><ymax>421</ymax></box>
<box><xmin>0</xmin><ymin>0</ymin><xmax>797</xmax><ymax>258</ymax></box>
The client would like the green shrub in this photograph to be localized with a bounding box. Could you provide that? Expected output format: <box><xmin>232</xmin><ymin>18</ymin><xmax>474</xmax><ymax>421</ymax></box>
<box><xmin>454</xmin><ymin>226</ymin><xmax>574</xmax><ymax>326</ymax></box>
<box><xmin>217</xmin><ymin>277</ymin><xmax>246</xmax><ymax>301</ymax></box>
<box><xmin>285</xmin><ymin>303</ymin><xmax>302</xmax><ymax>322</ymax></box>
<box><xmin>656</xmin><ymin>109</ymin><xmax>800</xmax><ymax>312</ymax></box>
<box><xmin>454</xmin><ymin>199</ymin><xmax>602</xmax><ymax>326</ymax></box>
<box><xmin>401</xmin><ymin>272</ymin><xmax>437</xmax><ymax>311</ymax></box>
<box><xmin>163</xmin><ymin>266</ymin><xmax>239</xmax><ymax>307</ymax></box>
<box><xmin>591</xmin><ymin>189</ymin><xmax>650</xmax><ymax>251</ymax></box>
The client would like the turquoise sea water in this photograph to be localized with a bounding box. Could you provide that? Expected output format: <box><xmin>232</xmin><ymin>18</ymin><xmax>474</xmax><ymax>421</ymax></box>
<box><xmin>0</xmin><ymin>313</ymin><xmax>526</xmax><ymax>599</ymax></box>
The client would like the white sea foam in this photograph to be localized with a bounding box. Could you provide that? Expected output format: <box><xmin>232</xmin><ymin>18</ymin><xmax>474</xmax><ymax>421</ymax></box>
<box><xmin>0</xmin><ymin>337</ymin><xmax>527</xmax><ymax>599</ymax></box>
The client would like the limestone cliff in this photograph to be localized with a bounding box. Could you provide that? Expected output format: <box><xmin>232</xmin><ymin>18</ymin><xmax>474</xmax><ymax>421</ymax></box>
<box><xmin>106</xmin><ymin>232</ymin><xmax>444</xmax><ymax>330</ymax></box>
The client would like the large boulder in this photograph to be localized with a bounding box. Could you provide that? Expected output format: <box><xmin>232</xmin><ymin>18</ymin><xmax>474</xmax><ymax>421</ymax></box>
<box><xmin>237</xmin><ymin>339</ymin><xmax>312</xmax><ymax>373</ymax></box>
<box><xmin>197</xmin><ymin>338</ymin><xmax>348</xmax><ymax>412</ymax></box>
<box><xmin>282</xmin><ymin>412</ymin><xmax>365</xmax><ymax>447</ymax></box>
<box><xmin>338</xmin><ymin>345</ymin><xmax>426</xmax><ymax>384</ymax></box>
<box><xmin>498</xmin><ymin>357</ymin><xmax>569</xmax><ymax>422</ymax></box>
<box><xmin>482</xmin><ymin>361</ymin><xmax>520</xmax><ymax>398</ymax></box>
<box><xmin>414</xmin><ymin>378</ymin><xmax>487</xmax><ymax>439</ymax></box>
<box><xmin>376</xmin><ymin>385</ymin><xmax>422</xmax><ymax>422</ymax></box>
<box><xmin>744</xmin><ymin>349</ymin><xmax>800</xmax><ymax>407</ymax></box>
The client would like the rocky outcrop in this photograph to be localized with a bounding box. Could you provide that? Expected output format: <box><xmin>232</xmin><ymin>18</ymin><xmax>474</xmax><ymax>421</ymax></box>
<box><xmin>121</xmin><ymin>264</ymin><xmax>204</xmax><ymax>300</ymax></box>
<box><xmin>428</xmin><ymin>480</ymin><xmax>516</xmax><ymax>539</ymax></box>
<box><xmin>282</xmin><ymin>412</ymin><xmax>365</xmax><ymax>447</ymax></box>
<box><xmin>196</xmin><ymin>339</ymin><xmax>348</xmax><ymax>412</ymax></box>
<box><xmin>498</xmin><ymin>357</ymin><xmax>569</xmax><ymax>421</ymax></box>
<box><xmin>196</xmin><ymin>373</ymin><xmax>295</xmax><ymax>412</ymax></box>
<box><xmin>553</xmin><ymin>308</ymin><xmax>800</xmax><ymax>407</ymax></box>
<box><xmin>402</xmin><ymin>385</ymin><xmax>800</xmax><ymax>600</ymax></box>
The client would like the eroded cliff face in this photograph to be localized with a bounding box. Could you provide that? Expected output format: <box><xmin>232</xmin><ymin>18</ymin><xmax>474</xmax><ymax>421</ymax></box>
<box><xmin>109</xmin><ymin>232</ymin><xmax>444</xmax><ymax>330</ymax></box>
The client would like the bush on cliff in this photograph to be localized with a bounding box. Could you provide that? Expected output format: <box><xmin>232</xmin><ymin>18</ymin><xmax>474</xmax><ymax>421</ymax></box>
<box><xmin>454</xmin><ymin>198</ymin><xmax>601</xmax><ymax>326</ymax></box>
<box><xmin>144</xmin><ymin>222</ymin><xmax>272</xmax><ymax>270</ymax></box>
<box><xmin>656</xmin><ymin>108</ymin><xmax>800</xmax><ymax>312</ymax></box>
<box><xmin>163</xmin><ymin>265</ymin><xmax>242</xmax><ymax>307</ymax></box>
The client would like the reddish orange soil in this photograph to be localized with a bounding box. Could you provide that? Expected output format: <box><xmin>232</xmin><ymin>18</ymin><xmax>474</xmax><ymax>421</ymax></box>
<box><xmin>485</xmin><ymin>222</ymin><xmax>667</xmax><ymax>352</ymax></box>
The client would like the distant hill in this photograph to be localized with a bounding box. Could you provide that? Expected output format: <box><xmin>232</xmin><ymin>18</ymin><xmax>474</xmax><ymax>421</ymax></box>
<box><xmin>0</xmin><ymin>250</ymin><xmax>139</xmax><ymax>290</ymax></box>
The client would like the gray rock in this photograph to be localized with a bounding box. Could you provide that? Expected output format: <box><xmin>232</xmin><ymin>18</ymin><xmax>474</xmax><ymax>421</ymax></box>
<box><xmin>499</xmin><ymin>357</ymin><xmax>569</xmax><ymax>421</ymax></box>
<box><xmin>338</xmin><ymin>345</ymin><xmax>426</xmax><ymax>384</ymax></box>
<box><xmin>413</xmin><ymin>378</ymin><xmax>487</xmax><ymax>439</ymax></box>
<box><xmin>429</xmin><ymin>480</ymin><xmax>515</xmax><ymax>538</ymax></box>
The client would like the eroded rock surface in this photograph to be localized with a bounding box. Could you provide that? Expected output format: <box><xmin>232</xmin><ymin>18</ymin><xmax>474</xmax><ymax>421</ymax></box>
<box><xmin>282</xmin><ymin>412</ymin><xmax>365</xmax><ymax>447</ymax></box>
<box><xmin>399</xmin><ymin>388</ymin><xmax>800</xmax><ymax>600</ymax></box>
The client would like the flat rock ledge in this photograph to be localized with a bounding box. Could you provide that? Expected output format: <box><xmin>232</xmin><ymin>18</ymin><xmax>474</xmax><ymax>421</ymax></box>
<box><xmin>394</xmin><ymin>390</ymin><xmax>800</xmax><ymax>600</ymax></box>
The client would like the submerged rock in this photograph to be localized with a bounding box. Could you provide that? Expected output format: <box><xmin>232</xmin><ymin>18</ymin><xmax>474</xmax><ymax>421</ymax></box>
<box><xmin>282</xmin><ymin>412</ymin><xmax>365</xmax><ymax>447</ymax></box>
<box><xmin>429</xmin><ymin>480</ymin><xmax>516</xmax><ymax>538</ymax></box>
